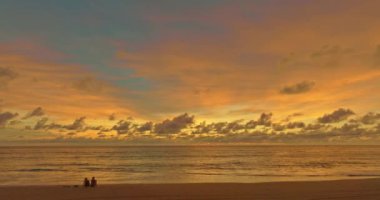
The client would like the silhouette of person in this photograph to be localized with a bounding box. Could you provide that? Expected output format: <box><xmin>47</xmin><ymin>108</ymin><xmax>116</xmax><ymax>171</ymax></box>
<box><xmin>90</xmin><ymin>177</ymin><xmax>97</xmax><ymax>187</ymax></box>
<box><xmin>83</xmin><ymin>177</ymin><xmax>90</xmax><ymax>187</ymax></box>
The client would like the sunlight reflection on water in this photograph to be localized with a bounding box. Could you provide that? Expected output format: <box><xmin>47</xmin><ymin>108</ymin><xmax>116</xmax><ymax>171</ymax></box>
<box><xmin>1</xmin><ymin>145</ymin><xmax>380</xmax><ymax>185</ymax></box>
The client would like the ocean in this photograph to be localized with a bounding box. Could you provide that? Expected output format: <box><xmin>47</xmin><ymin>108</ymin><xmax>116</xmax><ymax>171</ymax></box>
<box><xmin>0</xmin><ymin>145</ymin><xmax>379</xmax><ymax>185</ymax></box>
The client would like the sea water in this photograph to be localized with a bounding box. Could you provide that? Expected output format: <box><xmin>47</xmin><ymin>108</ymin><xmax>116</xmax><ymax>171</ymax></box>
<box><xmin>0</xmin><ymin>145</ymin><xmax>379</xmax><ymax>185</ymax></box>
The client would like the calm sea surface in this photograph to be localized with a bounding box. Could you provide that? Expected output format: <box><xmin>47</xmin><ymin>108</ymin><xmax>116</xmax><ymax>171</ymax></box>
<box><xmin>0</xmin><ymin>145</ymin><xmax>380</xmax><ymax>185</ymax></box>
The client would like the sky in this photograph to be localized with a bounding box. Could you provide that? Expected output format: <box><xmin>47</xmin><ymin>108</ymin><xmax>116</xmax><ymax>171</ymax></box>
<box><xmin>1</xmin><ymin>0</ymin><xmax>380</xmax><ymax>145</ymax></box>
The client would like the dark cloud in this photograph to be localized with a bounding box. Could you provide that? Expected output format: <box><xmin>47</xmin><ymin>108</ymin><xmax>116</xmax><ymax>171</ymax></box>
<box><xmin>34</xmin><ymin>117</ymin><xmax>49</xmax><ymax>130</ymax></box>
<box><xmin>112</xmin><ymin>120</ymin><xmax>135</xmax><ymax>134</ymax></box>
<box><xmin>0</xmin><ymin>112</ymin><xmax>18</xmax><ymax>126</ymax></box>
<box><xmin>303</xmin><ymin>123</ymin><xmax>328</xmax><ymax>131</ymax></box>
<box><xmin>109</xmin><ymin>113</ymin><xmax>116</xmax><ymax>121</ymax></box>
<box><xmin>280</xmin><ymin>81</ymin><xmax>315</xmax><ymax>95</ymax></box>
<box><xmin>336</xmin><ymin>123</ymin><xmax>361</xmax><ymax>132</ymax></box>
<box><xmin>272</xmin><ymin>121</ymin><xmax>304</xmax><ymax>131</ymax></box>
<box><xmin>67</xmin><ymin>132</ymin><xmax>76</xmax><ymax>136</ymax></box>
<box><xmin>286</xmin><ymin>121</ymin><xmax>305</xmax><ymax>129</ymax></box>
<box><xmin>0</xmin><ymin>67</ymin><xmax>18</xmax><ymax>88</ymax></box>
<box><xmin>272</xmin><ymin>123</ymin><xmax>286</xmax><ymax>131</ymax></box>
<box><xmin>193</xmin><ymin>121</ymin><xmax>212</xmax><ymax>134</ymax></box>
<box><xmin>65</xmin><ymin>117</ymin><xmax>86</xmax><ymax>130</ymax></box>
<box><xmin>360</xmin><ymin>112</ymin><xmax>380</xmax><ymax>125</ymax></box>
<box><xmin>137</xmin><ymin>121</ymin><xmax>153</xmax><ymax>132</ymax></box>
<box><xmin>30</xmin><ymin>116</ymin><xmax>104</xmax><ymax>132</ymax></box>
<box><xmin>201</xmin><ymin>120</ymin><xmax>245</xmax><ymax>134</ymax></box>
<box><xmin>45</xmin><ymin>123</ymin><xmax>64</xmax><ymax>130</ymax></box>
<box><xmin>192</xmin><ymin>113</ymin><xmax>273</xmax><ymax>135</ymax></box>
<box><xmin>154</xmin><ymin>113</ymin><xmax>194</xmax><ymax>134</ymax></box>
<box><xmin>245</xmin><ymin>120</ymin><xmax>257</xmax><ymax>129</ymax></box>
<box><xmin>23</xmin><ymin>107</ymin><xmax>45</xmax><ymax>119</ymax></box>
<box><xmin>0</xmin><ymin>67</ymin><xmax>17</xmax><ymax>78</ymax></box>
<box><xmin>211</xmin><ymin>122</ymin><xmax>228</xmax><ymax>133</ymax></box>
<box><xmin>257</xmin><ymin>113</ymin><xmax>272</xmax><ymax>126</ymax></box>
<box><xmin>225</xmin><ymin>120</ymin><xmax>245</xmax><ymax>132</ymax></box>
<box><xmin>73</xmin><ymin>77</ymin><xmax>106</xmax><ymax>93</ymax></box>
<box><xmin>193</xmin><ymin>122</ymin><xmax>379</xmax><ymax>144</ymax></box>
<box><xmin>86</xmin><ymin>125</ymin><xmax>104</xmax><ymax>131</ymax></box>
<box><xmin>318</xmin><ymin>108</ymin><xmax>355</xmax><ymax>123</ymax></box>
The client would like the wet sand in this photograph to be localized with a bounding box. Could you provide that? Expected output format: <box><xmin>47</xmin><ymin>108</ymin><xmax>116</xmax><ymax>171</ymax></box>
<box><xmin>1</xmin><ymin>178</ymin><xmax>380</xmax><ymax>200</ymax></box>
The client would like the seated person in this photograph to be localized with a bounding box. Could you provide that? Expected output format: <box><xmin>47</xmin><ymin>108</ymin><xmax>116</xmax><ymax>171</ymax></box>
<box><xmin>90</xmin><ymin>177</ymin><xmax>97</xmax><ymax>187</ymax></box>
<box><xmin>83</xmin><ymin>178</ymin><xmax>90</xmax><ymax>187</ymax></box>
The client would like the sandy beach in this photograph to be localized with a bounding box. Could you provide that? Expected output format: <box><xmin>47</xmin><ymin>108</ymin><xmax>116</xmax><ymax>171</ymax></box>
<box><xmin>1</xmin><ymin>178</ymin><xmax>379</xmax><ymax>200</ymax></box>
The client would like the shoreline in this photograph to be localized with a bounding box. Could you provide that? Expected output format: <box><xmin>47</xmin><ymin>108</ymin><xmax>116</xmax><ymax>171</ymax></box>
<box><xmin>1</xmin><ymin>178</ymin><xmax>380</xmax><ymax>200</ymax></box>
<box><xmin>0</xmin><ymin>176</ymin><xmax>379</xmax><ymax>187</ymax></box>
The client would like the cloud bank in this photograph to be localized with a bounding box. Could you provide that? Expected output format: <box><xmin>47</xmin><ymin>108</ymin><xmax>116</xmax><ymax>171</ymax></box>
<box><xmin>0</xmin><ymin>106</ymin><xmax>379</xmax><ymax>144</ymax></box>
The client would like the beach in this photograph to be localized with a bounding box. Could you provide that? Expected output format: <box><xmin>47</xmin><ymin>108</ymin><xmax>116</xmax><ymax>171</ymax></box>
<box><xmin>1</xmin><ymin>178</ymin><xmax>379</xmax><ymax>200</ymax></box>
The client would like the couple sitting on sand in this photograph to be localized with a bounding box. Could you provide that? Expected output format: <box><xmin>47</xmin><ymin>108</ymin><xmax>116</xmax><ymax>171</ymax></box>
<box><xmin>83</xmin><ymin>177</ymin><xmax>97</xmax><ymax>187</ymax></box>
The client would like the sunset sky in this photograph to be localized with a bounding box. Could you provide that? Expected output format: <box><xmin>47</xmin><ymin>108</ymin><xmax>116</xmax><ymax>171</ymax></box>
<box><xmin>1</xmin><ymin>0</ymin><xmax>380</xmax><ymax>144</ymax></box>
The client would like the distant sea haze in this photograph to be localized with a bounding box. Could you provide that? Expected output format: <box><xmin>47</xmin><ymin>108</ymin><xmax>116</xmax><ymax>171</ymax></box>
<box><xmin>1</xmin><ymin>145</ymin><xmax>380</xmax><ymax>185</ymax></box>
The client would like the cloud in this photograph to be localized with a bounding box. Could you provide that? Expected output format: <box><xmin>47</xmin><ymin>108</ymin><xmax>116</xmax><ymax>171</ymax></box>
<box><xmin>112</xmin><ymin>120</ymin><xmax>135</xmax><ymax>134</ymax></box>
<box><xmin>272</xmin><ymin>123</ymin><xmax>286</xmax><ymax>131</ymax></box>
<box><xmin>245</xmin><ymin>120</ymin><xmax>257</xmax><ymax>129</ymax></box>
<box><xmin>193</xmin><ymin>121</ymin><xmax>213</xmax><ymax>134</ymax></box>
<box><xmin>360</xmin><ymin>112</ymin><xmax>380</xmax><ymax>125</ymax></box>
<box><xmin>113</xmin><ymin>0</ymin><xmax>380</xmax><ymax>117</ymax></box>
<box><xmin>137</xmin><ymin>121</ymin><xmax>153</xmax><ymax>132</ymax></box>
<box><xmin>33</xmin><ymin>117</ymin><xmax>49</xmax><ymax>130</ymax></box>
<box><xmin>280</xmin><ymin>81</ymin><xmax>315</xmax><ymax>95</ymax></box>
<box><xmin>200</xmin><ymin>120</ymin><xmax>246</xmax><ymax>134</ymax></box>
<box><xmin>303</xmin><ymin>123</ymin><xmax>330</xmax><ymax>131</ymax></box>
<box><xmin>272</xmin><ymin>121</ymin><xmax>305</xmax><ymax>131</ymax></box>
<box><xmin>5</xmin><ymin>106</ymin><xmax>380</xmax><ymax>144</ymax></box>
<box><xmin>193</xmin><ymin>113</ymin><xmax>273</xmax><ymax>134</ymax></box>
<box><xmin>34</xmin><ymin>117</ymin><xmax>87</xmax><ymax>131</ymax></box>
<box><xmin>23</xmin><ymin>107</ymin><xmax>45</xmax><ymax>119</ymax></box>
<box><xmin>257</xmin><ymin>113</ymin><xmax>273</xmax><ymax>127</ymax></box>
<box><xmin>72</xmin><ymin>77</ymin><xmax>106</xmax><ymax>93</ymax></box>
<box><xmin>0</xmin><ymin>112</ymin><xmax>19</xmax><ymax>126</ymax></box>
<box><xmin>0</xmin><ymin>67</ymin><xmax>17</xmax><ymax>79</ymax></box>
<box><xmin>9</xmin><ymin>120</ymin><xmax>21</xmax><ymax>126</ymax></box>
<box><xmin>0</xmin><ymin>41</ymin><xmax>136</xmax><ymax>121</ymax></box>
<box><xmin>286</xmin><ymin>121</ymin><xmax>305</xmax><ymax>129</ymax></box>
<box><xmin>318</xmin><ymin>108</ymin><xmax>355</xmax><ymax>123</ymax></box>
<box><xmin>65</xmin><ymin>117</ymin><xmax>86</xmax><ymax>130</ymax></box>
<box><xmin>225</xmin><ymin>120</ymin><xmax>246</xmax><ymax>132</ymax></box>
<box><xmin>337</xmin><ymin>123</ymin><xmax>360</xmax><ymax>132</ymax></box>
<box><xmin>0</xmin><ymin>67</ymin><xmax>18</xmax><ymax>88</ymax></box>
<box><xmin>272</xmin><ymin>122</ymin><xmax>306</xmax><ymax>131</ymax></box>
<box><xmin>30</xmin><ymin>116</ymin><xmax>104</xmax><ymax>132</ymax></box>
<box><xmin>154</xmin><ymin>113</ymin><xmax>194</xmax><ymax>134</ymax></box>
<box><xmin>109</xmin><ymin>113</ymin><xmax>116</xmax><ymax>121</ymax></box>
<box><xmin>283</xmin><ymin>113</ymin><xmax>303</xmax><ymax>122</ymax></box>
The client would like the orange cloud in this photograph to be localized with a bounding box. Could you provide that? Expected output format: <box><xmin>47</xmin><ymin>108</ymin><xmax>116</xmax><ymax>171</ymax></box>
<box><xmin>0</xmin><ymin>41</ymin><xmax>136</xmax><ymax>121</ymax></box>
<box><xmin>114</xmin><ymin>0</ymin><xmax>380</xmax><ymax>120</ymax></box>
